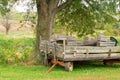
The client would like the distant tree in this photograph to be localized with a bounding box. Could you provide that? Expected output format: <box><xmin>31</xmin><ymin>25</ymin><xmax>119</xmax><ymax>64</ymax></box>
<box><xmin>0</xmin><ymin>0</ymin><xmax>17</xmax><ymax>35</ymax></box>
<box><xmin>2</xmin><ymin>13</ymin><xmax>11</xmax><ymax>35</ymax></box>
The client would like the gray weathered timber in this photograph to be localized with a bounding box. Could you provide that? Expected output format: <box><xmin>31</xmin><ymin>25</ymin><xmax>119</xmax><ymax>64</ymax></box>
<box><xmin>65</xmin><ymin>46</ymin><xmax>120</xmax><ymax>53</ymax></box>
<box><xmin>97</xmin><ymin>41</ymin><xmax>115</xmax><ymax>47</ymax></box>
<box><xmin>41</xmin><ymin>35</ymin><xmax>120</xmax><ymax>71</ymax></box>
<box><xmin>41</xmin><ymin>43</ymin><xmax>120</xmax><ymax>61</ymax></box>
<box><xmin>40</xmin><ymin>36</ymin><xmax>120</xmax><ymax>62</ymax></box>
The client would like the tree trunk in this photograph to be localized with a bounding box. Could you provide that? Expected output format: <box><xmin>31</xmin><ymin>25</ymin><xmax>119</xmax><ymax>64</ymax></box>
<box><xmin>3</xmin><ymin>16</ymin><xmax>10</xmax><ymax>35</ymax></box>
<box><xmin>34</xmin><ymin>0</ymin><xmax>57</xmax><ymax>64</ymax></box>
<box><xmin>34</xmin><ymin>0</ymin><xmax>73</xmax><ymax>64</ymax></box>
<box><xmin>5</xmin><ymin>20</ymin><xmax>10</xmax><ymax>35</ymax></box>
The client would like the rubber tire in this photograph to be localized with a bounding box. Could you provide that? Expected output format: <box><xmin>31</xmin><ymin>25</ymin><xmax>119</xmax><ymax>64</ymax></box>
<box><xmin>65</xmin><ymin>62</ymin><xmax>73</xmax><ymax>71</ymax></box>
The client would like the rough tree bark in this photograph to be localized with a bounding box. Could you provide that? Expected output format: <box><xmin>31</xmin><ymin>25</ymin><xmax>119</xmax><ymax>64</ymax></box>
<box><xmin>34</xmin><ymin>0</ymin><xmax>73</xmax><ymax>64</ymax></box>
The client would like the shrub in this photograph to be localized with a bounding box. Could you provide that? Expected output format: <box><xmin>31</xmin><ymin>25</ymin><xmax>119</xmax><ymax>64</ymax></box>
<box><xmin>0</xmin><ymin>36</ymin><xmax>34</xmax><ymax>64</ymax></box>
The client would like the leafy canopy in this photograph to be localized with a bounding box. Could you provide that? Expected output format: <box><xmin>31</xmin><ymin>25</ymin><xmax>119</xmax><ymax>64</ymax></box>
<box><xmin>55</xmin><ymin>0</ymin><xmax>120</xmax><ymax>36</ymax></box>
<box><xmin>0</xmin><ymin>0</ymin><xmax>17</xmax><ymax>16</ymax></box>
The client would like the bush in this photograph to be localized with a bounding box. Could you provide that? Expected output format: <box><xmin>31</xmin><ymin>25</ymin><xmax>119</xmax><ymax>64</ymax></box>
<box><xmin>117</xmin><ymin>38</ymin><xmax>120</xmax><ymax>46</ymax></box>
<box><xmin>0</xmin><ymin>36</ymin><xmax>34</xmax><ymax>64</ymax></box>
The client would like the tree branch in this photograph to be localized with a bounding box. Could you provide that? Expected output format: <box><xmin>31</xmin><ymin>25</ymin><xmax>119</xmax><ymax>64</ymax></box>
<box><xmin>54</xmin><ymin>0</ymin><xmax>73</xmax><ymax>13</ymax></box>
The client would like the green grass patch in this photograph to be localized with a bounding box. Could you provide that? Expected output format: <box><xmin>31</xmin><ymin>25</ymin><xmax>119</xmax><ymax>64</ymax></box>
<box><xmin>0</xmin><ymin>62</ymin><xmax>120</xmax><ymax>80</ymax></box>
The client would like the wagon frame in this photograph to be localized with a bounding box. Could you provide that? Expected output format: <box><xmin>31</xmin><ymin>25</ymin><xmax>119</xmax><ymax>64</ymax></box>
<box><xmin>40</xmin><ymin>36</ymin><xmax>120</xmax><ymax>71</ymax></box>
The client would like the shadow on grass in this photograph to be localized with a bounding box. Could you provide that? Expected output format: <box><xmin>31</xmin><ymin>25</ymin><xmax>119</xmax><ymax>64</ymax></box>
<box><xmin>49</xmin><ymin>61</ymin><xmax>120</xmax><ymax>72</ymax></box>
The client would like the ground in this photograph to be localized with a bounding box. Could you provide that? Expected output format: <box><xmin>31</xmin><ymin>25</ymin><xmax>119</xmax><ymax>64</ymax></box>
<box><xmin>0</xmin><ymin>62</ymin><xmax>120</xmax><ymax>80</ymax></box>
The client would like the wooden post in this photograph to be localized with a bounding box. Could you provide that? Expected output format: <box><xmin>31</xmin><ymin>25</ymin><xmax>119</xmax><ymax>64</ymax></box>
<box><xmin>54</xmin><ymin>43</ymin><xmax>57</xmax><ymax>60</ymax></box>
<box><xmin>44</xmin><ymin>41</ymin><xmax>48</xmax><ymax>63</ymax></box>
<box><xmin>108</xmin><ymin>49</ymin><xmax>111</xmax><ymax>57</ymax></box>
<box><xmin>86</xmin><ymin>49</ymin><xmax>89</xmax><ymax>58</ymax></box>
<box><xmin>74</xmin><ymin>40</ymin><xmax>77</xmax><ymax>57</ymax></box>
<box><xmin>63</xmin><ymin>40</ymin><xmax>66</xmax><ymax>58</ymax></box>
<box><xmin>73</xmin><ymin>51</ymin><xmax>76</xmax><ymax>57</ymax></box>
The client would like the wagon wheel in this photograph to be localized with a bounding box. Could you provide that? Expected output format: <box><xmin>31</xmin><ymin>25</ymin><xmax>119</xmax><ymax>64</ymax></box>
<box><xmin>65</xmin><ymin>62</ymin><xmax>73</xmax><ymax>71</ymax></box>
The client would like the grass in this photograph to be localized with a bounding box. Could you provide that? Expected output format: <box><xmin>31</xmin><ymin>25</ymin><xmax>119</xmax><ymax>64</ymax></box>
<box><xmin>6</xmin><ymin>30</ymin><xmax>35</xmax><ymax>38</ymax></box>
<box><xmin>0</xmin><ymin>62</ymin><xmax>120</xmax><ymax>80</ymax></box>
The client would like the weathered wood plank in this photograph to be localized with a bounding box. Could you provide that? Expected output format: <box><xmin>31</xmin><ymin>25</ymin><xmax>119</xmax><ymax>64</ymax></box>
<box><xmin>97</xmin><ymin>41</ymin><xmax>115</xmax><ymax>47</ymax></box>
<box><xmin>48</xmin><ymin>52</ymin><xmax>120</xmax><ymax>61</ymax></box>
<box><xmin>64</xmin><ymin>53</ymin><xmax>120</xmax><ymax>58</ymax></box>
<box><xmin>97</xmin><ymin>35</ymin><xmax>108</xmax><ymax>42</ymax></box>
<box><xmin>65</xmin><ymin>46</ymin><xmax>120</xmax><ymax>53</ymax></box>
<box><xmin>63</xmin><ymin>56</ymin><xmax>120</xmax><ymax>61</ymax></box>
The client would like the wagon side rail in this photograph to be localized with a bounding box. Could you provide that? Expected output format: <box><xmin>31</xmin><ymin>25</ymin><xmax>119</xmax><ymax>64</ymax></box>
<box><xmin>62</xmin><ymin>46</ymin><xmax>120</xmax><ymax>60</ymax></box>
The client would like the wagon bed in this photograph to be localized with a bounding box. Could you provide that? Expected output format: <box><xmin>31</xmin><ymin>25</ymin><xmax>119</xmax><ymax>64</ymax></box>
<box><xmin>41</xmin><ymin>35</ymin><xmax>120</xmax><ymax>71</ymax></box>
<box><xmin>48</xmin><ymin>46</ymin><xmax>120</xmax><ymax>61</ymax></box>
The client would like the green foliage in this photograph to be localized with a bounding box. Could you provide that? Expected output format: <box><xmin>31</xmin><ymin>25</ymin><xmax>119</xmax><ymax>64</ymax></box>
<box><xmin>115</xmin><ymin>22</ymin><xmax>120</xmax><ymax>29</ymax></box>
<box><xmin>55</xmin><ymin>0</ymin><xmax>119</xmax><ymax>36</ymax></box>
<box><xmin>0</xmin><ymin>0</ymin><xmax>8</xmax><ymax>16</ymax></box>
<box><xmin>0</xmin><ymin>34</ymin><xmax>34</xmax><ymax>64</ymax></box>
<box><xmin>23</xmin><ymin>12</ymin><xmax>37</xmax><ymax>24</ymax></box>
<box><xmin>0</xmin><ymin>0</ymin><xmax>16</xmax><ymax>16</ymax></box>
<box><xmin>9</xmin><ymin>11</ymin><xmax>24</xmax><ymax>21</ymax></box>
<box><xmin>117</xmin><ymin>38</ymin><xmax>120</xmax><ymax>46</ymax></box>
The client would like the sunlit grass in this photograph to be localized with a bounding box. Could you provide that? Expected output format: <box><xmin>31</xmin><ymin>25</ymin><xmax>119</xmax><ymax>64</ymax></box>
<box><xmin>0</xmin><ymin>31</ymin><xmax>34</xmax><ymax>39</ymax></box>
<box><xmin>7</xmin><ymin>30</ymin><xmax>35</xmax><ymax>38</ymax></box>
<box><xmin>0</xmin><ymin>62</ymin><xmax>120</xmax><ymax>80</ymax></box>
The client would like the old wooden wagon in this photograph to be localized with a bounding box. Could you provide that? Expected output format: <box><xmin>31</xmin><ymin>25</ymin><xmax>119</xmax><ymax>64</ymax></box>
<box><xmin>40</xmin><ymin>35</ymin><xmax>120</xmax><ymax>71</ymax></box>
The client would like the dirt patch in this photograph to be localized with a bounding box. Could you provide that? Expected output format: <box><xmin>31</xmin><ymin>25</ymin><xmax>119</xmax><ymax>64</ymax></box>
<box><xmin>0</xmin><ymin>25</ymin><xmax>6</xmax><ymax>32</ymax></box>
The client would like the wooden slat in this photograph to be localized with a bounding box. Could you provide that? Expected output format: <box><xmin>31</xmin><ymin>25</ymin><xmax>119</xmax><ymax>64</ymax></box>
<box><xmin>97</xmin><ymin>35</ymin><xmax>108</xmax><ymax>42</ymax></box>
<box><xmin>97</xmin><ymin>41</ymin><xmax>115</xmax><ymax>47</ymax></box>
<box><xmin>63</xmin><ymin>56</ymin><xmax>120</xmax><ymax>61</ymax></box>
<box><xmin>47</xmin><ymin>52</ymin><xmax>120</xmax><ymax>61</ymax></box>
<box><xmin>65</xmin><ymin>46</ymin><xmax>120</xmax><ymax>53</ymax></box>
